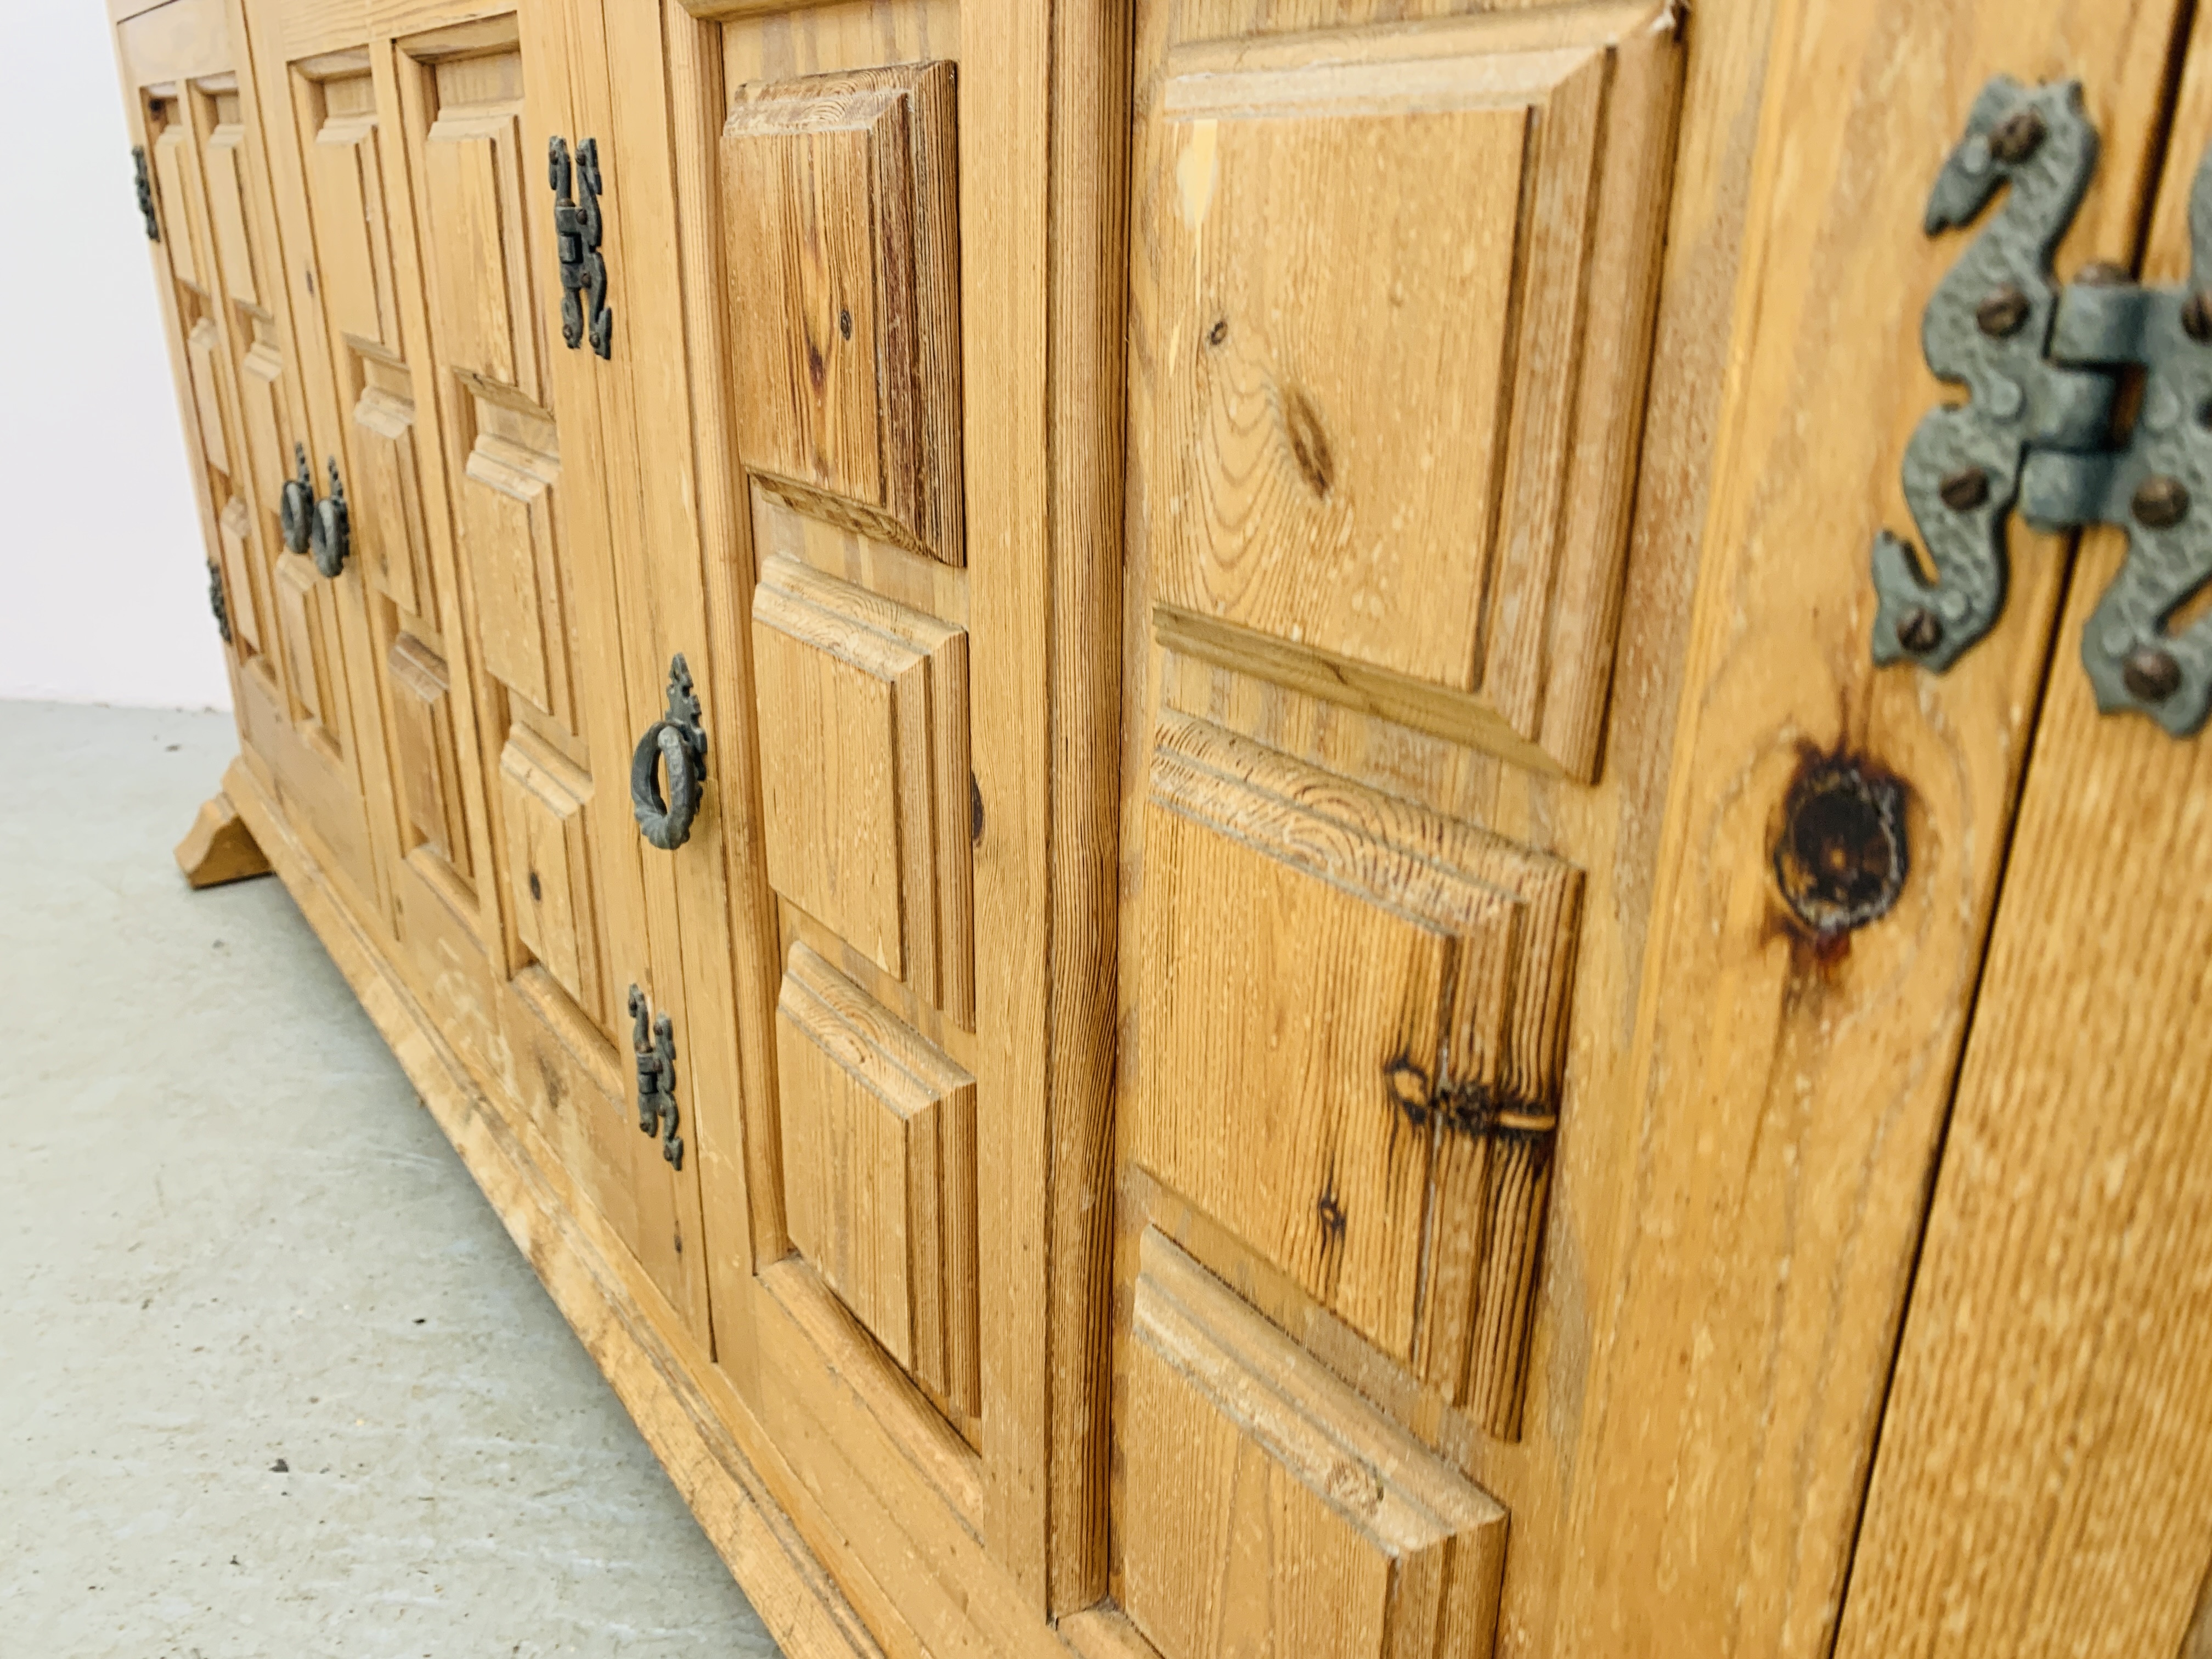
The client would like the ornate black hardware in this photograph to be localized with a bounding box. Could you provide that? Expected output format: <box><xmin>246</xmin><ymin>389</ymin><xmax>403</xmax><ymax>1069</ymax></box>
<box><xmin>627</xmin><ymin>985</ymin><xmax>682</xmax><ymax>1170</ymax></box>
<box><xmin>132</xmin><ymin>146</ymin><xmax>160</xmax><ymax>241</ymax></box>
<box><xmin>280</xmin><ymin>443</ymin><xmax>315</xmax><ymax>556</ymax></box>
<box><xmin>1875</xmin><ymin>76</ymin><xmax>2212</xmax><ymax>736</ymax></box>
<box><xmin>310</xmin><ymin>456</ymin><xmax>349</xmax><ymax>579</ymax></box>
<box><xmin>206</xmin><ymin>560</ymin><xmax>231</xmax><ymax>644</ymax></box>
<box><xmin>549</xmin><ymin>136</ymin><xmax>612</xmax><ymax>359</ymax></box>
<box><xmin>630</xmin><ymin>654</ymin><xmax>707</xmax><ymax>851</ymax></box>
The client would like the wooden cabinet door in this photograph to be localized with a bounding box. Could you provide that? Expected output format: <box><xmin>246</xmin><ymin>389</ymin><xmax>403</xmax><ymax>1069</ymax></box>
<box><xmin>1111</xmin><ymin>5</ymin><xmax>1687</xmax><ymax>1655</ymax></box>
<box><xmin>240</xmin><ymin>0</ymin><xmax>497</xmax><ymax>1070</ymax></box>
<box><xmin>599</xmin><ymin>2</ymin><xmax>1124</xmax><ymax>1643</ymax></box>
<box><xmin>116</xmin><ymin>0</ymin><xmax>385</xmax><ymax>925</ymax></box>
<box><xmin>336</xmin><ymin>0</ymin><xmax>712</xmax><ymax>1341</ymax></box>
<box><xmin>1833</xmin><ymin>12</ymin><xmax>2212</xmax><ymax>1655</ymax></box>
<box><xmin>1111</xmin><ymin>2</ymin><xmax>2196</xmax><ymax>1659</ymax></box>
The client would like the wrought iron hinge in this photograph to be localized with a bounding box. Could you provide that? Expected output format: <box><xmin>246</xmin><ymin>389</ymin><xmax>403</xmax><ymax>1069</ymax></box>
<box><xmin>626</xmin><ymin>985</ymin><xmax>682</xmax><ymax>1171</ymax></box>
<box><xmin>1873</xmin><ymin>75</ymin><xmax>2212</xmax><ymax>736</ymax></box>
<box><xmin>549</xmin><ymin>136</ymin><xmax>612</xmax><ymax>359</ymax></box>
<box><xmin>132</xmin><ymin>146</ymin><xmax>160</xmax><ymax>241</ymax></box>
<box><xmin>206</xmin><ymin>560</ymin><xmax>231</xmax><ymax>644</ymax></box>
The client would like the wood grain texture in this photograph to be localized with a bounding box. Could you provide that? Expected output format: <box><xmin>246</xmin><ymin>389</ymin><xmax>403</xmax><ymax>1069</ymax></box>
<box><xmin>1832</xmin><ymin>12</ymin><xmax>2212</xmax><ymax>1651</ymax></box>
<box><xmin>1132</xmin><ymin>712</ymin><xmax>1580</xmax><ymax>1418</ymax></box>
<box><xmin>1146</xmin><ymin>1</ymin><xmax>1681</xmax><ymax>781</ymax></box>
<box><xmin>776</xmin><ymin>943</ymin><xmax>979</xmax><ymax>1427</ymax></box>
<box><xmin>174</xmin><ymin>791</ymin><xmax>273</xmax><ymax>887</ymax></box>
<box><xmin>752</xmin><ymin>555</ymin><xmax>972</xmax><ymax>1020</ymax></box>
<box><xmin>1122</xmin><ymin>1227</ymin><xmax>1506</xmax><ymax>1659</ymax></box>
<box><xmin>1553</xmin><ymin>2</ymin><xmax>2194</xmax><ymax>1655</ymax></box>
<box><xmin>723</xmin><ymin>62</ymin><xmax>963</xmax><ymax>564</ymax></box>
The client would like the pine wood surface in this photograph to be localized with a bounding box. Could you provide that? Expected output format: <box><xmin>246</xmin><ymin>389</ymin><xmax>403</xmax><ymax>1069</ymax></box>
<box><xmin>1554</xmin><ymin>3</ymin><xmax>2194</xmax><ymax>1656</ymax></box>
<box><xmin>122</xmin><ymin>0</ymin><xmax>2212</xmax><ymax>1652</ymax></box>
<box><xmin>1831</xmin><ymin>7</ymin><xmax>2212</xmax><ymax>1649</ymax></box>
<box><xmin>174</xmin><ymin>792</ymin><xmax>273</xmax><ymax>888</ymax></box>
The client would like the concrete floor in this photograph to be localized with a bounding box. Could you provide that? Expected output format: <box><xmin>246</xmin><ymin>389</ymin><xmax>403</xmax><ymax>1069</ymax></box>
<box><xmin>0</xmin><ymin>701</ymin><xmax>780</xmax><ymax>1658</ymax></box>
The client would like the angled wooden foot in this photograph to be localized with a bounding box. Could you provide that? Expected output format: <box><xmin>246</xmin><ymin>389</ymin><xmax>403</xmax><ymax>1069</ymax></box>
<box><xmin>176</xmin><ymin>791</ymin><xmax>272</xmax><ymax>889</ymax></box>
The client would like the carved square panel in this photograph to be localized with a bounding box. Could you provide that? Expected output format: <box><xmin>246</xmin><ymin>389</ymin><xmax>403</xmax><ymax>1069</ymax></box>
<box><xmin>752</xmin><ymin>556</ymin><xmax>972</xmax><ymax>1022</ymax></box>
<box><xmin>1133</xmin><ymin>716</ymin><xmax>1581</xmax><ymax>1434</ymax></box>
<box><xmin>421</xmin><ymin>106</ymin><xmax>531</xmax><ymax>397</ymax></box>
<box><xmin>776</xmin><ymin>943</ymin><xmax>978</xmax><ymax>1423</ymax></box>
<box><xmin>273</xmin><ymin>551</ymin><xmax>327</xmax><ymax>724</ymax></box>
<box><xmin>217</xmin><ymin>495</ymin><xmax>258</xmax><ymax>654</ymax></box>
<box><xmin>203</xmin><ymin>120</ymin><xmax>260</xmax><ymax>309</ymax></box>
<box><xmin>1149</xmin><ymin>5</ymin><xmax>1682</xmax><ymax>777</ymax></box>
<box><xmin>389</xmin><ymin>633</ymin><xmax>471</xmax><ymax>883</ymax></box>
<box><xmin>723</xmin><ymin>63</ymin><xmax>963</xmax><ymax>564</ymax></box>
<box><xmin>352</xmin><ymin>367</ymin><xmax>434</xmax><ymax>619</ymax></box>
<box><xmin>499</xmin><ymin>725</ymin><xmax>601</xmax><ymax>1018</ymax></box>
<box><xmin>1121</xmin><ymin>1227</ymin><xmax>1506</xmax><ymax>1659</ymax></box>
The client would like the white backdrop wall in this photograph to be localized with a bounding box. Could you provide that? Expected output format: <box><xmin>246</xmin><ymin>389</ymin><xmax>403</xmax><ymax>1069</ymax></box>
<box><xmin>0</xmin><ymin>6</ymin><xmax>232</xmax><ymax>710</ymax></box>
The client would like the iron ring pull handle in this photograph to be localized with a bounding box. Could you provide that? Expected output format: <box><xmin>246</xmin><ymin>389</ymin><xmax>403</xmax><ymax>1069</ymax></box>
<box><xmin>630</xmin><ymin>653</ymin><xmax>708</xmax><ymax>852</ymax></box>
<box><xmin>279</xmin><ymin>443</ymin><xmax>314</xmax><ymax>556</ymax></box>
<box><xmin>278</xmin><ymin>444</ymin><xmax>351</xmax><ymax>578</ymax></box>
<box><xmin>310</xmin><ymin>457</ymin><xmax>349</xmax><ymax>579</ymax></box>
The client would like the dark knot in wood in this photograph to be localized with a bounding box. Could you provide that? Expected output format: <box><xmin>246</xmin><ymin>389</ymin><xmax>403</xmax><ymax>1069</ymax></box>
<box><xmin>1773</xmin><ymin>756</ymin><xmax>1908</xmax><ymax>936</ymax></box>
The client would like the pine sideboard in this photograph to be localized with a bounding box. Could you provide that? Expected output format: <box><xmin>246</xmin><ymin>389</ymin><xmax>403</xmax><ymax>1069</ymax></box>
<box><xmin>115</xmin><ymin>0</ymin><xmax>2212</xmax><ymax>1653</ymax></box>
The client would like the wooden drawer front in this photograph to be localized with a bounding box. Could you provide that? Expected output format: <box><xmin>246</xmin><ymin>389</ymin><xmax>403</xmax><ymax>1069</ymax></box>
<box><xmin>1147</xmin><ymin>4</ymin><xmax>1680</xmax><ymax>778</ymax></box>
<box><xmin>752</xmin><ymin>556</ymin><xmax>973</xmax><ymax>1023</ymax></box>
<box><xmin>776</xmin><ymin>944</ymin><xmax>979</xmax><ymax>1425</ymax></box>
<box><xmin>1133</xmin><ymin>715</ymin><xmax>1579</xmax><ymax>1434</ymax></box>
<box><xmin>723</xmin><ymin>63</ymin><xmax>962</xmax><ymax>565</ymax></box>
<box><xmin>1122</xmin><ymin>1227</ymin><xmax>1507</xmax><ymax>1659</ymax></box>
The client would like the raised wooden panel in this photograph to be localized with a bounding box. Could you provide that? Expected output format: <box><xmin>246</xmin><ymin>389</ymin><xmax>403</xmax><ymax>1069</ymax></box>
<box><xmin>752</xmin><ymin>555</ymin><xmax>972</xmax><ymax>1022</ymax></box>
<box><xmin>1148</xmin><ymin>3</ymin><xmax>1681</xmax><ymax>778</ymax></box>
<box><xmin>1122</xmin><ymin>1227</ymin><xmax>1507</xmax><ymax>1659</ymax></box>
<box><xmin>388</xmin><ymin>633</ymin><xmax>471</xmax><ymax>882</ymax></box>
<box><xmin>776</xmin><ymin>943</ymin><xmax>979</xmax><ymax>1423</ymax></box>
<box><xmin>1133</xmin><ymin>715</ymin><xmax>1579</xmax><ymax>1429</ymax></box>
<box><xmin>273</xmin><ymin>551</ymin><xmax>328</xmax><ymax>724</ymax></box>
<box><xmin>202</xmin><ymin>120</ymin><xmax>260</xmax><ymax>307</ymax></box>
<box><xmin>185</xmin><ymin>317</ymin><xmax>230</xmax><ymax>475</ymax></box>
<box><xmin>420</xmin><ymin>104</ymin><xmax>530</xmax><ymax>396</ymax></box>
<box><xmin>217</xmin><ymin>495</ymin><xmax>258</xmax><ymax>654</ymax></box>
<box><xmin>151</xmin><ymin>126</ymin><xmax>200</xmax><ymax>287</ymax></box>
<box><xmin>236</xmin><ymin>329</ymin><xmax>288</xmax><ymax>511</ymax></box>
<box><xmin>352</xmin><ymin>369</ymin><xmax>433</xmax><ymax>618</ymax></box>
<box><xmin>460</xmin><ymin>427</ymin><xmax>558</xmax><ymax>713</ymax></box>
<box><xmin>499</xmin><ymin>726</ymin><xmax>601</xmax><ymax>1019</ymax></box>
<box><xmin>305</xmin><ymin>75</ymin><xmax>392</xmax><ymax>352</ymax></box>
<box><xmin>723</xmin><ymin>62</ymin><xmax>963</xmax><ymax>564</ymax></box>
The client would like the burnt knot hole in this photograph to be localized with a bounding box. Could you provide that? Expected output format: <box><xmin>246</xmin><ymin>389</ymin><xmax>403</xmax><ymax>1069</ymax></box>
<box><xmin>1384</xmin><ymin>1056</ymin><xmax>1432</xmax><ymax>1131</ymax></box>
<box><xmin>838</xmin><ymin>307</ymin><xmax>853</xmax><ymax>340</ymax></box>
<box><xmin>806</xmin><ymin>341</ymin><xmax>827</xmax><ymax>393</ymax></box>
<box><xmin>528</xmin><ymin>870</ymin><xmax>543</xmax><ymax>902</ymax></box>
<box><xmin>1315</xmin><ymin>1190</ymin><xmax>1346</xmax><ymax>1240</ymax></box>
<box><xmin>1206</xmin><ymin>317</ymin><xmax>1229</xmax><ymax>347</ymax></box>
<box><xmin>1284</xmin><ymin>389</ymin><xmax>1334</xmax><ymax>499</ymax></box>
<box><xmin>1773</xmin><ymin>758</ymin><xmax>1908</xmax><ymax>936</ymax></box>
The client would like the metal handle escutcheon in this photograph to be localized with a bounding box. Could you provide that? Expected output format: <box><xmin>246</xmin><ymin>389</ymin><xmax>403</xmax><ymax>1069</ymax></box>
<box><xmin>630</xmin><ymin>654</ymin><xmax>707</xmax><ymax>851</ymax></box>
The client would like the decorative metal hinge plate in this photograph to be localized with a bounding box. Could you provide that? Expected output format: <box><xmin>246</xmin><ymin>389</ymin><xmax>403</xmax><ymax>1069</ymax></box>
<box><xmin>549</xmin><ymin>136</ymin><xmax>612</xmax><ymax>359</ymax></box>
<box><xmin>1872</xmin><ymin>75</ymin><xmax>2212</xmax><ymax>736</ymax></box>
<box><xmin>206</xmin><ymin>560</ymin><xmax>230</xmax><ymax>644</ymax></box>
<box><xmin>627</xmin><ymin>985</ymin><xmax>682</xmax><ymax>1171</ymax></box>
<box><xmin>132</xmin><ymin>146</ymin><xmax>159</xmax><ymax>242</ymax></box>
